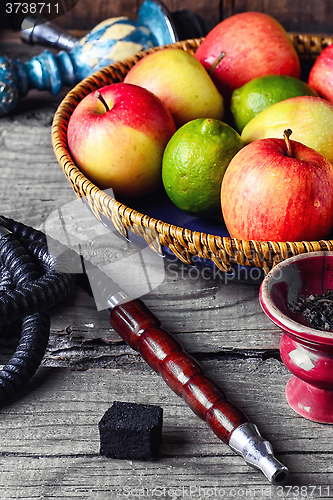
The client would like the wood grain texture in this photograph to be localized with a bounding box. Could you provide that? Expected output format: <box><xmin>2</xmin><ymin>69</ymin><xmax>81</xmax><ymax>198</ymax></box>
<box><xmin>1</xmin><ymin>0</ymin><xmax>331</xmax><ymax>33</ymax></box>
<box><xmin>57</xmin><ymin>0</ymin><xmax>139</xmax><ymax>31</ymax></box>
<box><xmin>0</xmin><ymin>363</ymin><xmax>332</xmax><ymax>498</ymax></box>
<box><xmin>52</xmin><ymin>0</ymin><xmax>333</xmax><ymax>35</ymax></box>
<box><xmin>224</xmin><ymin>0</ymin><xmax>333</xmax><ymax>33</ymax></box>
<box><xmin>53</xmin><ymin>0</ymin><xmax>222</xmax><ymax>33</ymax></box>
<box><xmin>52</xmin><ymin>0</ymin><xmax>222</xmax><ymax>32</ymax></box>
<box><xmin>9</xmin><ymin>0</ymin><xmax>330</xmax><ymax>34</ymax></box>
<box><xmin>155</xmin><ymin>0</ymin><xmax>221</xmax><ymax>33</ymax></box>
<box><xmin>0</xmin><ymin>95</ymin><xmax>77</xmax><ymax>228</ymax></box>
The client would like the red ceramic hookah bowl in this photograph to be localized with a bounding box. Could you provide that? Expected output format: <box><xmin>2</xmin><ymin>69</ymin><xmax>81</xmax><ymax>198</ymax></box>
<box><xmin>259</xmin><ymin>251</ymin><xmax>333</xmax><ymax>423</ymax></box>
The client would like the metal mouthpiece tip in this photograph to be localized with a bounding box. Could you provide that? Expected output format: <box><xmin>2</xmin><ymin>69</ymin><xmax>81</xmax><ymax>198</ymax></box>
<box><xmin>229</xmin><ymin>422</ymin><xmax>289</xmax><ymax>484</ymax></box>
<box><xmin>259</xmin><ymin>454</ymin><xmax>289</xmax><ymax>485</ymax></box>
<box><xmin>271</xmin><ymin>465</ymin><xmax>289</xmax><ymax>485</ymax></box>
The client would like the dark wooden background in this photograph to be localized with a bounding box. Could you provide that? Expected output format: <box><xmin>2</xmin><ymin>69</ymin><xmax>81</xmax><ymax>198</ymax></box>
<box><xmin>39</xmin><ymin>0</ymin><xmax>333</xmax><ymax>34</ymax></box>
<box><xmin>1</xmin><ymin>0</ymin><xmax>333</xmax><ymax>35</ymax></box>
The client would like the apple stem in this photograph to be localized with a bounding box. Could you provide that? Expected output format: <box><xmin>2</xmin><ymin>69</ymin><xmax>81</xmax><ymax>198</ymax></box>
<box><xmin>95</xmin><ymin>90</ymin><xmax>109</xmax><ymax>112</ymax></box>
<box><xmin>283</xmin><ymin>129</ymin><xmax>293</xmax><ymax>157</ymax></box>
<box><xmin>209</xmin><ymin>51</ymin><xmax>226</xmax><ymax>76</ymax></box>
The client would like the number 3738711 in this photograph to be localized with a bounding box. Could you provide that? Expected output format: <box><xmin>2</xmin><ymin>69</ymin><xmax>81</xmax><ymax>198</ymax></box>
<box><xmin>5</xmin><ymin>2</ymin><xmax>59</xmax><ymax>14</ymax></box>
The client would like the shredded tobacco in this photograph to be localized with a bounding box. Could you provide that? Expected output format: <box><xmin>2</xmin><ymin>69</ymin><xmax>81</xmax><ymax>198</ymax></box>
<box><xmin>294</xmin><ymin>289</ymin><xmax>333</xmax><ymax>331</ymax></box>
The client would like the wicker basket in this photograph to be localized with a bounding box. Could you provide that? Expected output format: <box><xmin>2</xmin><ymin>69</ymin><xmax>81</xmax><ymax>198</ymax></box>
<box><xmin>52</xmin><ymin>34</ymin><xmax>333</xmax><ymax>274</ymax></box>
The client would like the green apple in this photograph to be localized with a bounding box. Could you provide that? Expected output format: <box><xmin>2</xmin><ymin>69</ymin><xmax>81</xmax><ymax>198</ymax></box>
<box><xmin>231</xmin><ymin>75</ymin><xmax>318</xmax><ymax>133</ymax></box>
<box><xmin>241</xmin><ymin>96</ymin><xmax>333</xmax><ymax>163</ymax></box>
<box><xmin>124</xmin><ymin>48</ymin><xmax>224</xmax><ymax>128</ymax></box>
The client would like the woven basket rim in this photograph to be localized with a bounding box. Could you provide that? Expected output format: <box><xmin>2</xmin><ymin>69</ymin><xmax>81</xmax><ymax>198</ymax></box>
<box><xmin>52</xmin><ymin>35</ymin><xmax>333</xmax><ymax>273</ymax></box>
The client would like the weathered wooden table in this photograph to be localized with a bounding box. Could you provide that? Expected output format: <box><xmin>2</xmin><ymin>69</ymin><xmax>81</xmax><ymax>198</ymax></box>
<box><xmin>0</xmin><ymin>33</ymin><xmax>333</xmax><ymax>500</ymax></box>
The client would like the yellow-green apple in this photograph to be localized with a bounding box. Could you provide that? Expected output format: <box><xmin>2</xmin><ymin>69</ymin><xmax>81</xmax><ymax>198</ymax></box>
<box><xmin>308</xmin><ymin>44</ymin><xmax>333</xmax><ymax>103</ymax></box>
<box><xmin>67</xmin><ymin>83</ymin><xmax>176</xmax><ymax>198</ymax></box>
<box><xmin>123</xmin><ymin>48</ymin><xmax>224</xmax><ymax>128</ymax></box>
<box><xmin>194</xmin><ymin>11</ymin><xmax>300</xmax><ymax>98</ymax></box>
<box><xmin>221</xmin><ymin>130</ymin><xmax>333</xmax><ymax>242</ymax></box>
<box><xmin>241</xmin><ymin>96</ymin><xmax>333</xmax><ymax>164</ymax></box>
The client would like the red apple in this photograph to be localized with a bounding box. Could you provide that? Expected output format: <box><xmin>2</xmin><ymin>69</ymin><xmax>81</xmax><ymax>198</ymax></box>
<box><xmin>124</xmin><ymin>48</ymin><xmax>224</xmax><ymax>128</ymax></box>
<box><xmin>195</xmin><ymin>12</ymin><xmax>301</xmax><ymax>98</ymax></box>
<box><xmin>221</xmin><ymin>130</ymin><xmax>333</xmax><ymax>242</ymax></box>
<box><xmin>308</xmin><ymin>44</ymin><xmax>333</xmax><ymax>103</ymax></box>
<box><xmin>67</xmin><ymin>83</ymin><xmax>176</xmax><ymax>198</ymax></box>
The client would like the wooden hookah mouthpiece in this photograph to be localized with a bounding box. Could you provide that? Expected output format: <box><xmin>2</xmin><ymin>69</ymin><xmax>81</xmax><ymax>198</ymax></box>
<box><xmin>108</xmin><ymin>296</ymin><xmax>289</xmax><ymax>484</ymax></box>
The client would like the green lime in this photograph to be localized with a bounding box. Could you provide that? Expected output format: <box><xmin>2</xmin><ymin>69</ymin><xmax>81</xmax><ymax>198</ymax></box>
<box><xmin>162</xmin><ymin>118</ymin><xmax>243</xmax><ymax>216</ymax></box>
<box><xmin>230</xmin><ymin>74</ymin><xmax>318</xmax><ymax>133</ymax></box>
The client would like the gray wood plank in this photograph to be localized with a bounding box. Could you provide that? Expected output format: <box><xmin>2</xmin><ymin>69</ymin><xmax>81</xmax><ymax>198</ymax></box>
<box><xmin>0</xmin><ymin>362</ymin><xmax>332</xmax><ymax>498</ymax></box>
<box><xmin>45</xmin><ymin>267</ymin><xmax>281</xmax><ymax>356</ymax></box>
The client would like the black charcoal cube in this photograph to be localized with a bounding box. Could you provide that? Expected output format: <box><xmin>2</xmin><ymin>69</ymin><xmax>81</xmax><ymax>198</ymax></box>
<box><xmin>99</xmin><ymin>401</ymin><xmax>163</xmax><ymax>460</ymax></box>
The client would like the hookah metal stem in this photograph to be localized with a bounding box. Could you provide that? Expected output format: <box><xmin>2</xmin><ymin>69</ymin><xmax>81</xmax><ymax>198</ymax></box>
<box><xmin>108</xmin><ymin>294</ymin><xmax>289</xmax><ymax>484</ymax></box>
<box><xmin>20</xmin><ymin>15</ymin><xmax>78</xmax><ymax>51</ymax></box>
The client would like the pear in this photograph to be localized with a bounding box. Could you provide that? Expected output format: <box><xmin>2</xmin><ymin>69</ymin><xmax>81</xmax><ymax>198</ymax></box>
<box><xmin>241</xmin><ymin>96</ymin><xmax>333</xmax><ymax>164</ymax></box>
<box><xmin>124</xmin><ymin>48</ymin><xmax>224</xmax><ymax>128</ymax></box>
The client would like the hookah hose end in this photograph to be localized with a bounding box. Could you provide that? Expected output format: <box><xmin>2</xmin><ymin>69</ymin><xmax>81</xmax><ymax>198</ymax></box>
<box><xmin>228</xmin><ymin>422</ymin><xmax>289</xmax><ymax>485</ymax></box>
<box><xmin>0</xmin><ymin>216</ymin><xmax>75</xmax><ymax>405</ymax></box>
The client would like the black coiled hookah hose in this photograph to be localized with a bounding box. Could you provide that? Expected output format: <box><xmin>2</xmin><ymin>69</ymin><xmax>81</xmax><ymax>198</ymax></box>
<box><xmin>0</xmin><ymin>215</ymin><xmax>75</xmax><ymax>405</ymax></box>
